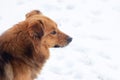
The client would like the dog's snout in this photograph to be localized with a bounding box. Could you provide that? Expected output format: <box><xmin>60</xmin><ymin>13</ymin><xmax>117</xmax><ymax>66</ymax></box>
<box><xmin>67</xmin><ymin>37</ymin><xmax>72</xmax><ymax>43</ymax></box>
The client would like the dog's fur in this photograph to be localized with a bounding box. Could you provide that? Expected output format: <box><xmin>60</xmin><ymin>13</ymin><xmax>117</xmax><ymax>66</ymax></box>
<box><xmin>0</xmin><ymin>10</ymin><xmax>72</xmax><ymax>80</ymax></box>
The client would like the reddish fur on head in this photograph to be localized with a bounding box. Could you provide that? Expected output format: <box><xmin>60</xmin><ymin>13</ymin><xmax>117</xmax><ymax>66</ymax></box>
<box><xmin>26</xmin><ymin>10</ymin><xmax>42</xmax><ymax>18</ymax></box>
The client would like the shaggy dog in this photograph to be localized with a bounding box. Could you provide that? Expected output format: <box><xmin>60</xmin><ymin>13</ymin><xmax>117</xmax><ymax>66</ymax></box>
<box><xmin>0</xmin><ymin>10</ymin><xmax>72</xmax><ymax>80</ymax></box>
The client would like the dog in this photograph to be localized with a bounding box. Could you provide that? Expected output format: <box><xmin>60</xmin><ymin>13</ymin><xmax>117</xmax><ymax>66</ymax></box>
<box><xmin>0</xmin><ymin>10</ymin><xmax>72</xmax><ymax>80</ymax></box>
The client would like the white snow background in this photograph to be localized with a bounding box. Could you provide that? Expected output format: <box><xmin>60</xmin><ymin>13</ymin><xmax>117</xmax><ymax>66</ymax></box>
<box><xmin>0</xmin><ymin>0</ymin><xmax>120</xmax><ymax>80</ymax></box>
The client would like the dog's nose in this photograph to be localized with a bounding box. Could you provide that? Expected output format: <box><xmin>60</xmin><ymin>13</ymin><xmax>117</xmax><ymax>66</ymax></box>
<box><xmin>67</xmin><ymin>37</ymin><xmax>72</xmax><ymax>43</ymax></box>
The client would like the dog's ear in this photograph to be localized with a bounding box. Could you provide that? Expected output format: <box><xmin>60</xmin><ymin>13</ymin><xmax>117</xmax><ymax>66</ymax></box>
<box><xmin>26</xmin><ymin>10</ymin><xmax>42</xmax><ymax>18</ymax></box>
<box><xmin>28</xmin><ymin>20</ymin><xmax>44</xmax><ymax>39</ymax></box>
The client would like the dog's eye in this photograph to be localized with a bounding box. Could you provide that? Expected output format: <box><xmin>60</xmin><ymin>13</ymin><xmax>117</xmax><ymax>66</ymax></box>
<box><xmin>50</xmin><ymin>31</ymin><xmax>57</xmax><ymax>35</ymax></box>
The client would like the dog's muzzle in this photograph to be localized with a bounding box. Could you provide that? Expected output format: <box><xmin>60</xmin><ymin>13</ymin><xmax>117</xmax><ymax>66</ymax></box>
<box><xmin>54</xmin><ymin>36</ymin><xmax>72</xmax><ymax>48</ymax></box>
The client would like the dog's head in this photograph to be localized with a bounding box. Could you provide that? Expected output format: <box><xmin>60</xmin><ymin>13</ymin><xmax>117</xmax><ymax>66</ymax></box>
<box><xmin>26</xmin><ymin>10</ymin><xmax>72</xmax><ymax>48</ymax></box>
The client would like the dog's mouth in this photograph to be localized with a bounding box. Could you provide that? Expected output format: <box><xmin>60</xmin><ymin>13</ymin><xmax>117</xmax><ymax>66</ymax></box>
<box><xmin>53</xmin><ymin>44</ymin><xmax>66</xmax><ymax>48</ymax></box>
<box><xmin>53</xmin><ymin>44</ymin><xmax>68</xmax><ymax>48</ymax></box>
<box><xmin>53</xmin><ymin>45</ymin><xmax>61</xmax><ymax>48</ymax></box>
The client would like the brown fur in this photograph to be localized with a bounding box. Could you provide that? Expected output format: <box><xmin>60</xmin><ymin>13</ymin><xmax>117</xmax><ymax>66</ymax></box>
<box><xmin>0</xmin><ymin>10</ymin><xmax>72</xmax><ymax>80</ymax></box>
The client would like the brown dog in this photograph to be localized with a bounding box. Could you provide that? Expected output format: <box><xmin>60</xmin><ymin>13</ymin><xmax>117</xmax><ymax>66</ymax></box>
<box><xmin>0</xmin><ymin>10</ymin><xmax>72</xmax><ymax>80</ymax></box>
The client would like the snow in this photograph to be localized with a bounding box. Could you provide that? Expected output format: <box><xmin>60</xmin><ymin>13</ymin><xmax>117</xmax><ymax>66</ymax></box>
<box><xmin>0</xmin><ymin>0</ymin><xmax>120</xmax><ymax>80</ymax></box>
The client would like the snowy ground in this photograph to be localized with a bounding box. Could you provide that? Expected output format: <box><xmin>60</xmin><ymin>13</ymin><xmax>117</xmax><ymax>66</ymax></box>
<box><xmin>0</xmin><ymin>0</ymin><xmax>120</xmax><ymax>80</ymax></box>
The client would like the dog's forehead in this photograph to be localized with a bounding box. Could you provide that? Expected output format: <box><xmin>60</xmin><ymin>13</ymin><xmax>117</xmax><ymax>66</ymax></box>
<box><xmin>41</xmin><ymin>16</ymin><xmax>57</xmax><ymax>28</ymax></box>
<box><xmin>31</xmin><ymin>15</ymin><xmax>57</xmax><ymax>30</ymax></box>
